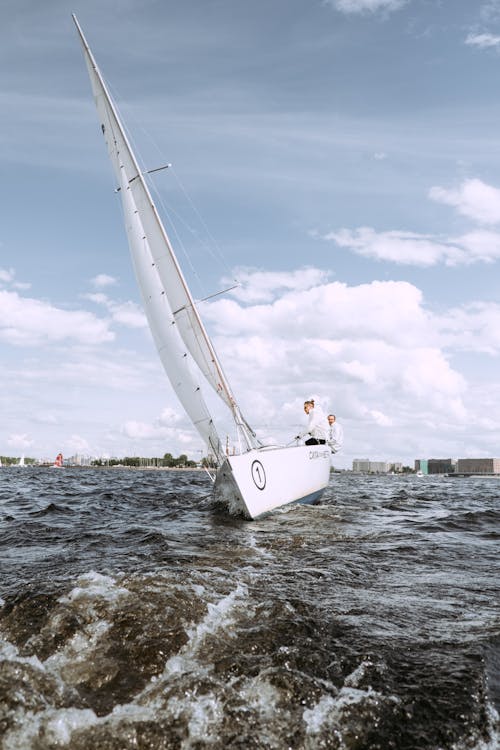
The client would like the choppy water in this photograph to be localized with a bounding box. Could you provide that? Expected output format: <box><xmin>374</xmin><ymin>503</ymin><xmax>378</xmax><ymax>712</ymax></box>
<box><xmin>0</xmin><ymin>468</ymin><xmax>499</xmax><ymax>749</ymax></box>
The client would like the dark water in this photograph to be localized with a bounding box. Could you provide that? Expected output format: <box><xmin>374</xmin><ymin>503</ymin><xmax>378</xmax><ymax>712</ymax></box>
<box><xmin>0</xmin><ymin>468</ymin><xmax>499</xmax><ymax>750</ymax></box>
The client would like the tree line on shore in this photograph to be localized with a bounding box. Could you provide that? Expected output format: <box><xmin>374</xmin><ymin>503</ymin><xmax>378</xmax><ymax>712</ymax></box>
<box><xmin>0</xmin><ymin>453</ymin><xmax>214</xmax><ymax>468</ymax></box>
<box><xmin>91</xmin><ymin>453</ymin><xmax>210</xmax><ymax>468</ymax></box>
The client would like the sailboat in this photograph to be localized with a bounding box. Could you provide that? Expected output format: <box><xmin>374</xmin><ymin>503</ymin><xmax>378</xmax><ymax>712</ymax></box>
<box><xmin>53</xmin><ymin>453</ymin><xmax>64</xmax><ymax>469</ymax></box>
<box><xmin>19</xmin><ymin>455</ymin><xmax>25</xmax><ymax>468</ymax></box>
<box><xmin>73</xmin><ymin>17</ymin><xmax>330</xmax><ymax>519</ymax></box>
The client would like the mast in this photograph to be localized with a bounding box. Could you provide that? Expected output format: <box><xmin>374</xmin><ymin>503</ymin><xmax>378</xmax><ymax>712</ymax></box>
<box><xmin>73</xmin><ymin>15</ymin><xmax>257</xmax><ymax>451</ymax></box>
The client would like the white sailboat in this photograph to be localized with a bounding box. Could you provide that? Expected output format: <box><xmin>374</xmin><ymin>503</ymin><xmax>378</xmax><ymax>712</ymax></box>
<box><xmin>73</xmin><ymin>17</ymin><xmax>330</xmax><ymax>519</ymax></box>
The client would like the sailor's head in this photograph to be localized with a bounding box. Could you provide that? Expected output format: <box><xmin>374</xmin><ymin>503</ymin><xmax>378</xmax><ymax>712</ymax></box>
<box><xmin>327</xmin><ymin>414</ymin><xmax>336</xmax><ymax>425</ymax></box>
<box><xmin>304</xmin><ymin>399</ymin><xmax>315</xmax><ymax>413</ymax></box>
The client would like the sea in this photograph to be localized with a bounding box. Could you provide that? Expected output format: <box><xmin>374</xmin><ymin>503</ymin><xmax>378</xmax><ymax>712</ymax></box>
<box><xmin>0</xmin><ymin>467</ymin><xmax>498</xmax><ymax>750</ymax></box>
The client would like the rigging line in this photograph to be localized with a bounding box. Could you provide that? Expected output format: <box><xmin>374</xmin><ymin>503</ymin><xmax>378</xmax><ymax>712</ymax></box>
<box><xmin>115</xmin><ymin>164</ymin><xmax>173</xmax><ymax>192</ymax></box>
<box><xmin>148</xmin><ymin>285</ymin><xmax>240</xmax><ymax>317</ymax></box>
<box><xmin>197</xmin><ymin>284</ymin><xmax>240</xmax><ymax>303</ymax></box>
<box><xmin>147</xmin><ymin>181</ymin><xmax>209</xmax><ymax>301</ymax></box>
<box><xmin>128</xmin><ymin>120</ymin><xmax>222</xmax><ymax>294</ymax></box>
<box><xmin>149</xmin><ymin>169</ymin><xmax>228</xmax><ymax>297</ymax></box>
<box><xmin>128</xmin><ymin>115</ymin><xmax>233</xmax><ymax>276</ymax></box>
<box><xmin>169</xmin><ymin>166</ymin><xmax>237</xmax><ymax>281</ymax></box>
<box><xmin>127</xmin><ymin>163</ymin><xmax>172</xmax><ymax>185</ymax></box>
<box><xmin>108</xmin><ymin>97</ymin><xmax>238</xmax><ymax>296</ymax></box>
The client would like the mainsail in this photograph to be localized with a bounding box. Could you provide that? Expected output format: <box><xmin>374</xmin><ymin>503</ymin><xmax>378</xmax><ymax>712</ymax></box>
<box><xmin>118</xmin><ymin>166</ymin><xmax>223</xmax><ymax>459</ymax></box>
<box><xmin>73</xmin><ymin>15</ymin><xmax>257</xmax><ymax>458</ymax></box>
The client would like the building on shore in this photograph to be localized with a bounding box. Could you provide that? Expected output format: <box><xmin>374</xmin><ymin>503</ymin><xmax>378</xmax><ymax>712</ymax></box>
<box><xmin>456</xmin><ymin>458</ymin><xmax>500</xmax><ymax>475</ymax></box>
<box><xmin>415</xmin><ymin>458</ymin><xmax>456</xmax><ymax>475</ymax></box>
<box><xmin>415</xmin><ymin>459</ymin><xmax>428</xmax><ymax>475</ymax></box>
<box><xmin>353</xmin><ymin>459</ymin><xmax>370</xmax><ymax>473</ymax></box>
<box><xmin>353</xmin><ymin>459</ymin><xmax>389</xmax><ymax>474</ymax></box>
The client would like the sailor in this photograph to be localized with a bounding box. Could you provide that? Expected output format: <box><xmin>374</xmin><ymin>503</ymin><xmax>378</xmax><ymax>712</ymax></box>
<box><xmin>327</xmin><ymin>414</ymin><xmax>344</xmax><ymax>454</ymax></box>
<box><xmin>295</xmin><ymin>399</ymin><xmax>327</xmax><ymax>445</ymax></box>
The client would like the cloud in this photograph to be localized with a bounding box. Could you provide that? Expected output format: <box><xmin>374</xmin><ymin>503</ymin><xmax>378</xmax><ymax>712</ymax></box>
<box><xmin>83</xmin><ymin>293</ymin><xmax>147</xmax><ymax>329</ymax></box>
<box><xmin>156</xmin><ymin>407</ymin><xmax>184</xmax><ymax>426</ymax></box>
<box><xmin>223</xmin><ymin>267</ymin><xmax>331</xmax><ymax>303</ymax></box>
<box><xmin>0</xmin><ymin>267</ymin><xmax>31</xmax><ymax>290</ymax></box>
<box><xmin>429</xmin><ymin>178</ymin><xmax>500</xmax><ymax>224</ymax></box>
<box><xmin>7</xmin><ymin>433</ymin><xmax>34</xmax><ymax>450</ymax></box>
<box><xmin>321</xmin><ymin>227</ymin><xmax>465</xmax><ymax>266</ymax></box>
<box><xmin>67</xmin><ymin>435</ymin><xmax>92</xmax><ymax>455</ymax></box>
<box><xmin>319</xmin><ymin>179</ymin><xmax>500</xmax><ymax>266</ymax></box>
<box><xmin>0</xmin><ymin>290</ymin><xmax>114</xmax><ymax>346</ymax></box>
<box><xmin>436</xmin><ymin>301</ymin><xmax>500</xmax><ymax>354</ymax></box>
<box><xmin>121</xmin><ymin>409</ymin><xmax>192</xmax><ymax>445</ymax></box>
<box><xmin>122</xmin><ymin>421</ymin><xmax>167</xmax><ymax>440</ymax></box>
<box><xmin>210</xmin><ymin>277</ymin><xmax>429</xmax><ymax>342</ymax></box>
<box><xmin>451</xmin><ymin>230</ymin><xmax>500</xmax><ymax>263</ymax></box>
<box><xmin>2</xmin><ymin>264</ymin><xmax>497</xmax><ymax>464</ymax></box>
<box><xmin>367</xmin><ymin>409</ymin><xmax>393</xmax><ymax>426</ymax></box>
<box><xmin>480</xmin><ymin>0</ymin><xmax>500</xmax><ymax>22</ymax></box>
<box><xmin>465</xmin><ymin>32</ymin><xmax>500</xmax><ymax>48</ymax></box>
<box><xmin>91</xmin><ymin>274</ymin><xmax>119</xmax><ymax>288</ymax></box>
<box><xmin>32</xmin><ymin>412</ymin><xmax>60</xmax><ymax>425</ymax></box>
<box><xmin>326</xmin><ymin>0</ymin><xmax>407</xmax><ymax>13</ymax></box>
<box><xmin>205</xmin><ymin>275</ymin><xmax>473</xmax><ymax>431</ymax></box>
<box><xmin>0</xmin><ymin>268</ymin><xmax>15</xmax><ymax>284</ymax></box>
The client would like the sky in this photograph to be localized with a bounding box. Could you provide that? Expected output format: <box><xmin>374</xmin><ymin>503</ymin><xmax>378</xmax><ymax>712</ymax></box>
<box><xmin>1</xmin><ymin>0</ymin><xmax>500</xmax><ymax>468</ymax></box>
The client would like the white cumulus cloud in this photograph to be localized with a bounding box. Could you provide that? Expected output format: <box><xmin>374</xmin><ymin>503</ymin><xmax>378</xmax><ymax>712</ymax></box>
<box><xmin>429</xmin><ymin>178</ymin><xmax>500</xmax><ymax>225</ymax></box>
<box><xmin>205</xmin><ymin>274</ymin><xmax>473</xmax><ymax>445</ymax></box>
<box><xmin>0</xmin><ymin>290</ymin><xmax>114</xmax><ymax>346</ymax></box>
<box><xmin>223</xmin><ymin>267</ymin><xmax>331</xmax><ymax>304</ymax></box>
<box><xmin>319</xmin><ymin>178</ymin><xmax>500</xmax><ymax>266</ymax></box>
<box><xmin>322</xmin><ymin>227</ymin><xmax>465</xmax><ymax>266</ymax></box>
<box><xmin>91</xmin><ymin>274</ymin><xmax>119</xmax><ymax>288</ymax></box>
<box><xmin>83</xmin><ymin>293</ymin><xmax>147</xmax><ymax>329</ymax></box>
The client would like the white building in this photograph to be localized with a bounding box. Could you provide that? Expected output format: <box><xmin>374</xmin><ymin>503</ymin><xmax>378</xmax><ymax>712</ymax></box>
<box><xmin>352</xmin><ymin>459</ymin><xmax>391</xmax><ymax>473</ymax></box>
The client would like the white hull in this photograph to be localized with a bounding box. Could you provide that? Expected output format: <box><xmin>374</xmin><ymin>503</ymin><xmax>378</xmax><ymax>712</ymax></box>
<box><xmin>214</xmin><ymin>444</ymin><xmax>331</xmax><ymax>519</ymax></box>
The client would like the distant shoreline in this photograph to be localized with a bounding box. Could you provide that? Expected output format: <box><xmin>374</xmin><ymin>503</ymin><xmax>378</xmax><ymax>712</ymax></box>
<box><xmin>2</xmin><ymin>464</ymin><xmax>206</xmax><ymax>471</ymax></box>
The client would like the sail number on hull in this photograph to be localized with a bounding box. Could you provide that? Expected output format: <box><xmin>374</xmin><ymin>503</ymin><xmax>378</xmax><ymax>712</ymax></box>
<box><xmin>251</xmin><ymin>460</ymin><xmax>266</xmax><ymax>490</ymax></box>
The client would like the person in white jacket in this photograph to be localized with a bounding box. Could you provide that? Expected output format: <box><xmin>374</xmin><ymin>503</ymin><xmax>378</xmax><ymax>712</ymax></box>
<box><xmin>327</xmin><ymin>414</ymin><xmax>344</xmax><ymax>453</ymax></box>
<box><xmin>295</xmin><ymin>400</ymin><xmax>327</xmax><ymax>445</ymax></box>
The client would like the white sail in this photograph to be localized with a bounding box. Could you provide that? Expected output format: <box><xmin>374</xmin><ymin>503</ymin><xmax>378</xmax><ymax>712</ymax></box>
<box><xmin>118</xmin><ymin>166</ymin><xmax>223</xmax><ymax>459</ymax></box>
<box><xmin>73</xmin><ymin>16</ymin><xmax>256</xmax><ymax>452</ymax></box>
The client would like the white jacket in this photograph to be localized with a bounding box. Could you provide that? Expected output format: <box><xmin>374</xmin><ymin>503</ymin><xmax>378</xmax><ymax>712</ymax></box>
<box><xmin>328</xmin><ymin>422</ymin><xmax>344</xmax><ymax>453</ymax></box>
<box><xmin>299</xmin><ymin>405</ymin><xmax>327</xmax><ymax>441</ymax></box>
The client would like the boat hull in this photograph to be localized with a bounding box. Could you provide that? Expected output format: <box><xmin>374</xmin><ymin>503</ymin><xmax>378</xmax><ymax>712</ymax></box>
<box><xmin>213</xmin><ymin>444</ymin><xmax>331</xmax><ymax>519</ymax></box>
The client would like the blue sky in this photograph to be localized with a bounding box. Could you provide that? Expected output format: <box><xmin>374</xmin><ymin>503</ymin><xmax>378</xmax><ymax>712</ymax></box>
<box><xmin>1</xmin><ymin>0</ymin><xmax>500</xmax><ymax>467</ymax></box>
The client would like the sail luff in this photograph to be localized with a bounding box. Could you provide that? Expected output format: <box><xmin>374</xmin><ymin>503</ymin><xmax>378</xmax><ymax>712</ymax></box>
<box><xmin>117</xmin><ymin>167</ymin><xmax>224</xmax><ymax>460</ymax></box>
<box><xmin>72</xmin><ymin>16</ymin><xmax>249</xmax><ymax>439</ymax></box>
